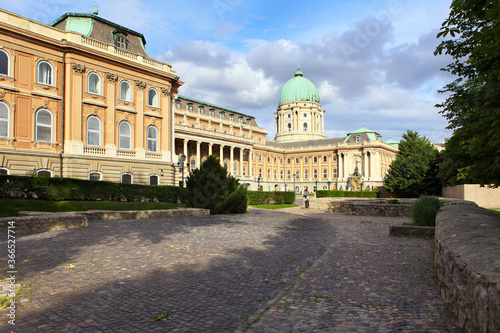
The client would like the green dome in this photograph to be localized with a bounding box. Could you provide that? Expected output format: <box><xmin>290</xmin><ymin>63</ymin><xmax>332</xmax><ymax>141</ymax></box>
<box><xmin>279</xmin><ymin>68</ymin><xmax>320</xmax><ymax>105</ymax></box>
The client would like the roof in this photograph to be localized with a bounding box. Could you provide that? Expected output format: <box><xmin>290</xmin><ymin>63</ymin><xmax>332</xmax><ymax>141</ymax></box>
<box><xmin>50</xmin><ymin>13</ymin><xmax>147</xmax><ymax>45</ymax></box>
<box><xmin>385</xmin><ymin>137</ymin><xmax>399</xmax><ymax>148</ymax></box>
<box><xmin>178</xmin><ymin>95</ymin><xmax>253</xmax><ymax>119</ymax></box>
<box><xmin>344</xmin><ymin>124</ymin><xmax>382</xmax><ymax>143</ymax></box>
<box><xmin>266</xmin><ymin>137</ymin><xmax>345</xmax><ymax>150</ymax></box>
<box><xmin>279</xmin><ymin>67</ymin><xmax>320</xmax><ymax>105</ymax></box>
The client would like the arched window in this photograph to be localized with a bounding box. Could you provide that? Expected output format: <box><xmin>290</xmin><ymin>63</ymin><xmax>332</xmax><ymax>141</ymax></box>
<box><xmin>304</xmin><ymin>170</ymin><xmax>309</xmax><ymax>179</ymax></box>
<box><xmin>89</xmin><ymin>171</ymin><xmax>102</xmax><ymax>181</ymax></box>
<box><xmin>121</xmin><ymin>173</ymin><xmax>133</xmax><ymax>184</ymax></box>
<box><xmin>267</xmin><ymin>168</ymin><xmax>271</xmax><ymax>179</ymax></box>
<box><xmin>36</xmin><ymin>109</ymin><xmax>53</xmax><ymax>142</ymax></box>
<box><xmin>274</xmin><ymin>169</ymin><xmax>277</xmax><ymax>179</ymax></box>
<box><xmin>303</xmin><ymin>122</ymin><xmax>308</xmax><ymax>131</ymax></box>
<box><xmin>295</xmin><ymin>170</ymin><xmax>300</xmax><ymax>178</ymax></box>
<box><xmin>120</xmin><ymin>81</ymin><xmax>132</xmax><ymax>101</ymax></box>
<box><xmin>287</xmin><ymin>123</ymin><xmax>291</xmax><ymax>131</ymax></box>
<box><xmin>148</xmin><ymin>88</ymin><xmax>158</xmax><ymax>107</ymax></box>
<box><xmin>287</xmin><ymin>170</ymin><xmax>291</xmax><ymax>179</ymax></box>
<box><xmin>258</xmin><ymin>168</ymin><xmax>262</xmax><ymax>178</ymax></box>
<box><xmin>333</xmin><ymin>168</ymin><xmax>338</xmax><ymax>178</ymax></box>
<box><xmin>0</xmin><ymin>50</ymin><xmax>9</xmax><ymax>76</ymax></box>
<box><xmin>87</xmin><ymin>116</ymin><xmax>101</xmax><ymax>146</ymax></box>
<box><xmin>259</xmin><ymin>154</ymin><xmax>262</xmax><ymax>162</ymax></box>
<box><xmin>287</xmin><ymin>158</ymin><xmax>291</xmax><ymax>164</ymax></box>
<box><xmin>88</xmin><ymin>72</ymin><xmax>101</xmax><ymax>94</ymax></box>
<box><xmin>147</xmin><ymin>126</ymin><xmax>158</xmax><ymax>152</ymax></box>
<box><xmin>313</xmin><ymin>169</ymin><xmax>318</xmax><ymax>179</ymax></box>
<box><xmin>280</xmin><ymin>170</ymin><xmax>284</xmax><ymax>179</ymax></box>
<box><xmin>295</xmin><ymin>157</ymin><xmax>299</xmax><ymax>164</ymax></box>
<box><xmin>304</xmin><ymin>157</ymin><xmax>308</xmax><ymax>164</ymax></box>
<box><xmin>38</xmin><ymin>61</ymin><xmax>53</xmax><ymax>85</ymax></box>
<box><xmin>333</xmin><ymin>155</ymin><xmax>337</xmax><ymax>162</ymax></box>
<box><xmin>0</xmin><ymin>168</ymin><xmax>9</xmax><ymax>175</ymax></box>
<box><xmin>313</xmin><ymin>156</ymin><xmax>318</xmax><ymax>163</ymax></box>
<box><xmin>0</xmin><ymin>102</ymin><xmax>10</xmax><ymax>138</ymax></box>
<box><xmin>149</xmin><ymin>175</ymin><xmax>159</xmax><ymax>185</ymax></box>
<box><xmin>323</xmin><ymin>168</ymin><xmax>328</xmax><ymax>179</ymax></box>
<box><xmin>323</xmin><ymin>156</ymin><xmax>327</xmax><ymax>163</ymax></box>
<box><xmin>118</xmin><ymin>121</ymin><xmax>131</xmax><ymax>149</ymax></box>
<box><xmin>37</xmin><ymin>169</ymin><xmax>53</xmax><ymax>177</ymax></box>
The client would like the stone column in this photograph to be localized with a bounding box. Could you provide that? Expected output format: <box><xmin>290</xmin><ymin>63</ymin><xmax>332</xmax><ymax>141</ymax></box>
<box><xmin>239</xmin><ymin>148</ymin><xmax>244</xmax><ymax>177</ymax></box>
<box><xmin>196</xmin><ymin>141</ymin><xmax>201</xmax><ymax>169</ymax></box>
<box><xmin>220</xmin><ymin>144</ymin><xmax>225</xmax><ymax>166</ymax></box>
<box><xmin>230</xmin><ymin>146</ymin><xmax>234</xmax><ymax>175</ymax></box>
<box><xmin>208</xmin><ymin>143</ymin><xmax>213</xmax><ymax>156</ymax></box>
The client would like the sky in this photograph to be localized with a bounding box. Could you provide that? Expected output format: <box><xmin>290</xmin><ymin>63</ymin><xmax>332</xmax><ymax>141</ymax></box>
<box><xmin>1</xmin><ymin>0</ymin><xmax>455</xmax><ymax>143</ymax></box>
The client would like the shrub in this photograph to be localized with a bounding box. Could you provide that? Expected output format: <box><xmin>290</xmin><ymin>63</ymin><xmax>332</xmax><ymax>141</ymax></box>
<box><xmin>184</xmin><ymin>155</ymin><xmax>247</xmax><ymax>214</ymax></box>
<box><xmin>411</xmin><ymin>196</ymin><xmax>441</xmax><ymax>226</ymax></box>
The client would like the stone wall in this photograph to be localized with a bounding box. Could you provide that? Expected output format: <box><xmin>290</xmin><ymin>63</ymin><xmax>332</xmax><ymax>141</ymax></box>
<box><xmin>0</xmin><ymin>213</ymin><xmax>88</xmax><ymax>235</ymax></box>
<box><xmin>435</xmin><ymin>202</ymin><xmax>500</xmax><ymax>332</ymax></box>
<box><xmin>443</xmin><ymin>184</ymin><xmax>500</xmax><ymax>208</ymax></box>
<box><xmin>308</xmin><ymin>198</ymin><xmax>412</xmax><ymax>217</ymax></box>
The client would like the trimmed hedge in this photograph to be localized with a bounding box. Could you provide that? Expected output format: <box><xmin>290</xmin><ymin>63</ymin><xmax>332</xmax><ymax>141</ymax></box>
<box><xmin>316</xmin><ymin>190</ymin><xmax>379</xmax><ymax>198</ymax></box>
<box><xmin>0</xmin><ymin>175</ymin><xmax>182</xmax><ymax>203</ymax></box>
<box><xmin>248</xmin><ymin>191</ymin><xmax>295</xmax><ymax>205</ymax></box>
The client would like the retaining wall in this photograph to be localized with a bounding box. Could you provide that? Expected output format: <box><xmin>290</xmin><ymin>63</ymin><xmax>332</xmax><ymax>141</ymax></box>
<box><xmin>0</xmin><ymin>213</ymin><xmax>88</xmax><ymax>234</ymax></box>
<box><xmin>435</xmin><ymin>202</ymin><xmax>500</xmax><ymax>332</ymax></box>
<box><xmin>308</xmin><ymin>198</ymin><xmax>412</xmax><ymax>217</ymax></box>
<box><xmin>443</xmin><ymin>184</ymin><xmax>500</xmax><ymax>208</ymax></box>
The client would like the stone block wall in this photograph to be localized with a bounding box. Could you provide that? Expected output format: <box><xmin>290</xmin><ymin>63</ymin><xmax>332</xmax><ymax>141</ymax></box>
<box><xmin>0</xmin><ymin>213</ymin><xmax>88</xmax><ymax>234</ymax></box>
<box><xmin>443</xmin><ymin>184</ymin><xmax>500</xmax><ymax>208</ymax></box>
<box><xmin>435</xmin><ymin>202</ymin><xmax>500</xmax><ymax>332</ymax></box>
<box><xmin>308</xmin><ymin>198</ymin><xmax>412</xmax><ymax>217</ymax></box>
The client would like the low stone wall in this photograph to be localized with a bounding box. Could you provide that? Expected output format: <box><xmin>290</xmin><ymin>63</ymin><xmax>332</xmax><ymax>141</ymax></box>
<box><xmin>308</xmin><ymin>198</ymin><xmax>412</xmax><ymax>217</ymax></box>
<box><xmin>0</xmin><ymin>213</ymin><xmax>88</xmax><ymax>235</ymax></box>
<box><xmin>443</xmin><ymin>184</ymin><xmax>500</xmax><ymax>208</ymax></box>
<box><xmin>435</xmin><ymin>202</ymin><xmax>500</xmax><ymax>332</ymax></box>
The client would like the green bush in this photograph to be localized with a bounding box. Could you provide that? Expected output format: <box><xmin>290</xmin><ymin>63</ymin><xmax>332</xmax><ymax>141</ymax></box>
<box><xmin>248</xmin><ymin>191</ymin><xmax>295</xmax><ymax>205</ymax></box>
<box><xmin>184</xmin><ymin>155</ymin><xmax>247</xmax><ymax>214</ymax></box>
<box><xmin>316</xmin><ymin>190</ymin><xmax>379</xmax><ymax>198</ymax></box>
<box><xmin>0</xmin><ymin>175</ymin><xmax>182</xmax><ymax>203</ymax></box>
<box><xmin>411</xmin><ymin>196</ymin><xmax>441</xmax><ymax>226</ymax></box>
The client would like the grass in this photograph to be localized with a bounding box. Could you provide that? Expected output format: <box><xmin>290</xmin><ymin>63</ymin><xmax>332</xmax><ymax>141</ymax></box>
<box><xmin>250</xmin><ymin>204</ymin><xmax>299</xmax><ymax>210</ymax></box>
<box><xmin>492</xmin><ymin>208</ymin><xmax>500</xmax><ymax>215</ymax></box>
<box><xmin>0</xmin><ymin>199</ymin><xmax>178</xmax><ymax>217</ymax></box>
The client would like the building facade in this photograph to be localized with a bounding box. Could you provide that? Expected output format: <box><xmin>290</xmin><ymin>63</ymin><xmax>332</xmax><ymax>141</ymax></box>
<box><xmin>0</xmin><ymin>9</ymin><xmax>398</xmax><ymax>192</ymax></box>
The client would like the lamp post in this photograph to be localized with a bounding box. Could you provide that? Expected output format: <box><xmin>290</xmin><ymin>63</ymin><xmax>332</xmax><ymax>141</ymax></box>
<box><xmin>328</xmin><ymin>180</ymin><xmax>331</xmax><ymax>190</ymax></box>
<box><xmin>177</xmin><ymin>154</ymin><xmax>186</xmax><ymax>187</ymax></box>
<box><xmin>257</xmin><ymin>176</ymin><xmax>261</xmax><ymax>191</ymax></box>
<box><xmin>293</xmin><ymin>173</ymin><xmax>297</xmax><ymax>196</ymax></box>
<box><xmin>315</xmin><ymin>180</ymin><xmax>318</xmax><ymax>192</ymax></box>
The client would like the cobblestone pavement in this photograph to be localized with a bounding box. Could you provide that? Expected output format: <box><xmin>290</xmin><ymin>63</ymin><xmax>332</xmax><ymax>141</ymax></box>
<box><xmin>0</xmin><ymin>208</ymin><xmax>460</xmax><ymax>332</ymax></box>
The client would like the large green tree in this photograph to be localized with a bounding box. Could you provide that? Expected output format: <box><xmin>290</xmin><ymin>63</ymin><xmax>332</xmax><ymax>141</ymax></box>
<box><xmin>383</xmin><ymin>130</ymin><xmax>441</xmax><ymax>198</ymax></box>
<box><xmin>434</xmin><ymin>0</ymin><xmax>500</xmax><ymax>186</ymax></box>
<box><xmin>184</xmin><ymin>155</ymin><xmax>247</xmax><ymax>214</ymax></box>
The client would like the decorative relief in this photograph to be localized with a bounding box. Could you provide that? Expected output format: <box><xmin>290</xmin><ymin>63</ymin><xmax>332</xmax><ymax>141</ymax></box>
<box><xmin>72</xmin><ymin>63</ymin><xmax>86</xmax><ymax>74</ymax></box>
<box><xmin>136</xmin><ymin>80</ymin><xmax>147</xmax><ymax>90</ymax></box>
<box><xmin>161</xmin><ymin>86</ymin><xmax>171</xmax><ymax>96</ymax></box>
<box><xmin>106</xmin><ymin>73</ymin><xmax>119</xmax><ymax>82</ymax></box>
<box><xmin>0</xmin><ymin>90</ymin><xmax>5</xmax><ymax>101</ymax></box>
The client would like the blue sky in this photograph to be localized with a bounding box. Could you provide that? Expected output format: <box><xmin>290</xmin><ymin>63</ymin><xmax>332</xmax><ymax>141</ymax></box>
<box><xmin>0</xmin><ymin>0</ymin><xmax>455</xmax><ymax>143</ymax></box>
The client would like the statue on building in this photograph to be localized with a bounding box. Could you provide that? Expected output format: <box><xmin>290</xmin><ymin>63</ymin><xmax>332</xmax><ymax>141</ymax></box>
<box><xmin>347</xmin><ymin>166</ymin><xmax>363</xmax><ymax>191</ymax></box>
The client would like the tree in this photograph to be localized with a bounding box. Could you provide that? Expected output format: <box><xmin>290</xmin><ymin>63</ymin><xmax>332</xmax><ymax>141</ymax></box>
<box><xmin>383</xmin><ymin>130</ymin><xmax>441</xmax><ymax>198</ymax></box>
<box><xmin>434</xmin><ymin>0</ymin><xmax>500</xmax><ymax>186</ymax></box>
<box><xmin>184</xmin><ymin>155</ymin><xmax>247</xmax><ymax>214</ymax></box>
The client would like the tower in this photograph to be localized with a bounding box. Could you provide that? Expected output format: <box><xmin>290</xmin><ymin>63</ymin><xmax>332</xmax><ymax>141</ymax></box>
<box><xmin>274</xmin><ymin>66</ymin><xmax>326</xmax><ymax>142</ymax></box>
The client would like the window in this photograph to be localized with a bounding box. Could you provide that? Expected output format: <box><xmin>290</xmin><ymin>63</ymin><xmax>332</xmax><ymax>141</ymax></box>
<box><xmin>259</xmin><ymin>154</ymin><xmax>262</xmax><ymax>162</ymax></box>
<box><xmin>304</xmin><ymin>113</ymin><xmax>307</xmax><ymax>117</ymax></box>
<box><xmin>274</xmin><ymin>169</ymin><xmax>277</xmax><ymax>179</ymax></box>
<box><xmin>187</xmin><ymin>103</ymin><xmax>193</xmax><ymax>111</ymax></box>
<box><xmin>88</xmin><ymin>72</ymin><xmax>101</xmax><ymax>94</ymax></box>
<box><xmin>89</xmin><ymin>172</ymin><xmax>102</xmax><ymax>181</ymax></box>
<box><xmin>305</xmin><ymin>157</ymin><xmax>308</xmax><ymax>163</ymax></box>
<box><xmin>175</xmin><ymin>101</ymin><xmax>181</xmax><ymax>108</ymax></box>
<box><xmin>120</xmin><ymin>81</ymin><xmax>132</xmax><ymax>101</ymax></box>
<box><xmin>192</xmin><ymin>159</ymin><xmax>197</xmax><ymax>171</ymax></box>
<box><xmin>287</xmin><ymin>170</ymin><xmax>291</xmax><ymax>180</ymax></box>
<box><xmin>303</xmin><ymin>122</ymin><xmax>308</xmax><ymax>132</ymax></box>
<box><xmin>313</xmin><ymin>156</ymin><xmax>318</xmax><ymax>163</ymax></box>
<box><xmin>203</xmin><ymin>126</ymin><xmax>207</xmax><ymax>130</ymax></box>
<box><xmin>149</xmin><ymin>175</ymin><xmax>159</xmax><ymax>186</ymax></box>
<box><xmin>221</xmin><ymin>112</ymin><xmax>225</xmax><ymax>119</ymax></box>
<box><xmin>0</xmin><ymin>50</ymin><xmax>9</xmax><ymax>76</ymax></box>
<box><xmin>119</xmin><ymin>121</ymin><xmax>131</xmax><ymax>149</ymax></box>
<box><xmin>287</xmin><ymin>113</ymin><xmax>291</xmax><ymax>118</ymax></box>
<box><xmin>280</xmin><ymin>170</ymin><xmax>284</xmax><ymax>179</ymax></box>
<box><xmin>38</xmin><ymin>61</ymin><xmax>53</xmax><ymax>85</ymax></box>
<box><xmin>199</xmin><ymin>106</ymin><xmax>204</xmax><ymax>114</ymax></box>
<box><xmin>121</xmin><ymin>173</ymin><xmax>133</xmax><ymax>184</ymax></box>
<box><xmin>313</xmin><ymin>169</ymin><xmax>318</xmax><ymax>179</ymax></box>
<box><xmin>323</xmin><ymin>169</ymin><xmax>328</xmax><ymax>179</ymax></box>
<box><xmin>116</xmin><ymin>35</ymin><xmax>127</xmax><ymax>49</ymax></box>
<box><xmin>243</xmin><ymin>166</ymin><xmax>247</xmax><ymax>176</ymax></box>
<box><xmin>333</xmin><ymin>168</ymin><xmax>338</xmax><ymax>178</ymax></box>
<box><xmin>333</xmin><ymin>155</ymin><xmax>337</xmax><ymax>162</ymax></box>
<box><xmin>0</xmin><ymin>168</ymin><xmax>9</xmax><ymax>175</ymax></box>
<box><xmin>355</xmin><ymin>135</ymin><xmax>361</xmax><ymax>142</ymax></box>
<box><xmin>295</xmin><ymin>157</ymin><xmax>299</xmax><ymax>164</ymax></box>
<box><xmin>0</xmin><ymin>102</ymin><xmax>10</xmax><ymax>138</ymax></box>
<box><xmin>210</xmin><ymin>109</ymin><xmax>215</xmax><ymax>116</ymax></box>
<box><xmin>147</xmin><ymin>126</ymin><xmax>158</xmax><ymax>152</ymax></box>
<box><xmin>304</xmin><ymin>170</ymin><xmax>309</xmax><ymax>179</ymax></box>
<box><xmin>37</xmin><ymin>169</ymin><xmax>52</xmax><ymax>177</ymax></box>
<box><xmin>148</xmin><ymin>88</ymin><xmax>158</xmax><ymax>107</ymax></box>
<box><xmin>258</xmin><ymin>168</ymin><xmax>262</xmax><ymax>178</ymax></box>
<box><xmin>288</xmin><ymin>123</ymin><xmax>291</xmax><ymax>131</ymax></box>
<box><xmin>267</xmin><ymin>156</ymin><xmax>271</xmax><ymax>163</ymax></box>
<box><xmin>87</xmin><ymin>116</ymin><xmax>101</xmax><ymax>146</ymax></box>
<box><xmin>267</xmin><ymin>168</ymin><xmax>271</xmax><ymax>179</ymax></box>
<box><xmin>323</xmin><ymin>156</ymin><xmax>327</xmax><ymax>163</ymax></box>
<box><xmin>36</xmin><ymin>109</ymin><xmax>53</xmax><ymax>142</ymax></box>
<box><xmin>274</xmin><ymin>157</ymin><xmax>277</xmax><ymax>163</ymax></box>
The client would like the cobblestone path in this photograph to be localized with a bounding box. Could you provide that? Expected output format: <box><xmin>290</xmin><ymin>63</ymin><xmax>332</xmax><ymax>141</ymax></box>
<box><xmin>0</xmin><ymin>208</ymin><xmax>460</xmax><ymax>332</ymax></box>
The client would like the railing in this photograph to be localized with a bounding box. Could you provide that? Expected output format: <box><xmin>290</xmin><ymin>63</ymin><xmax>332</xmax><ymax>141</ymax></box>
<box><xmin>143</xmin><ymin>57</ymin><xmax>164</xmax><ymax>69</ymax></box>
<box><xmin>114</xmin><ymin>47</ymin><xmax>138</xmax><ymax>60</ymax></box>
<box><xmin>146</xmin><ymin>152</ymin><xmax>162</xmax><ymax>159</ymax></box>
<box><xmin>84</xmin><ymin>146</ymin><xmax>106</xmax><ymax>155</ymax></box>
<box><xmin>117</xmin><ymin>149</ymin><xmax>136</xmax><ymax>158</ymax></box>
<box><xmin>81</xmin><ymin>36</ymin><xmax>108</xmax><ymax>51</ymax></box>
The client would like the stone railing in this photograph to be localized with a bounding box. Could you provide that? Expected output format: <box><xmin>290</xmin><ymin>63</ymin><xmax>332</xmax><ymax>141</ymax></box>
<box><xmin>435</xmin><ymin>202</ymin><xmax>500</xmax><ymax>332</ymax></box>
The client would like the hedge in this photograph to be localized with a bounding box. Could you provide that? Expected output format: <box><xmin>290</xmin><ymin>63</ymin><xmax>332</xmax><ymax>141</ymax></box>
<box><xmin>316</xmin><ymin>190</ymin><xmax>379</xmax><ymax>198</ymax></box>
<box><xmin>248</xmin><ymin>191</ymin><xmax>295</xmax><ymax>205</ymax></box>
<box><xmin>0</xmin><ymin>175</ymin><xmax>182</xmax><ymax>203</ymax></box>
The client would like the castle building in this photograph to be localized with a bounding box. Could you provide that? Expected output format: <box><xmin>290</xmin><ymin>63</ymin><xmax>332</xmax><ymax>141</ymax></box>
<box><xmin>0</xmin><ymin>9</ymin><xmax>398</xmax><ymax>192</ymax></box>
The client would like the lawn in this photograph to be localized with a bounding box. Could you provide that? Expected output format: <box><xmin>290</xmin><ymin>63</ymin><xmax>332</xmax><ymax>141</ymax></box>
<box><xmin>250</xmin><ymin>204</ymin><xmax>299</xmax><ymax>210</ymax></box>
<box><xmin>0</xmin><ymin>199</ymin><xmax>178</xmax><ymax>217</ymax></box>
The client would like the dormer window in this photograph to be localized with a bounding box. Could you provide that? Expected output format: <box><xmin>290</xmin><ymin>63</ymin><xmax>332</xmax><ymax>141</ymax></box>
<box><xmin>113</xmin><ymin>31</ymin><xmax>128</xmax><ymax>49</ymax></box>
<box><xmin>199</xmin><ymin>106</ymin><xmax>204</xmax><ymax>114</ymax></box>
<box><xmin>355</xmin><ymin>135</ymin><xmax>361</xmax><ymax>142</ymax></box>
<box><xmin>220</xmin><ymin>112</ymin><xmax>225</xmax><ymax>119</ymax></box>
<box><xmin>210</xmin><ymin>109</ymin><xmax>215</xmax><ymax>116</ymax></box>
<box><xmin>187</xmin><ymin>103</ymin><xmax>193</xmax><ymax>111</ymax></box>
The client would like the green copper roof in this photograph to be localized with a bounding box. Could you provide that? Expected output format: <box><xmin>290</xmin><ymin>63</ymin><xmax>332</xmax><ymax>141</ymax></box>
<box><xmin>385</xmin><ymin>137</ymin><xmax>399</xmax><ymax>148</ymax></box>
<box><xmin>350</xmin><ymin>124</ymin><xmax>376</xmax><ymax>134</ymax></box>
<box><xmin>344</xmin><ymin>124</ymin><xmax>382</xmax><ymax>143</ymax></box>
<box><xmin>65</xmin><ymin>17</ymin><xmax>93</xmax><ymax>36</ymax></box>
<box><xmin>279</xmin><ymin>67</ymin><xmax>320</xmax><ymax>105</ymax></box>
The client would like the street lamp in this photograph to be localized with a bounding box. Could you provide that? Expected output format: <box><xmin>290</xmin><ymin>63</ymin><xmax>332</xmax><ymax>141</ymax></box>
<box><xmin>293</xmin><ymin>173</ymin><xmax>297</xmax><ymax>196</ymax></box>
<box><xmin>177</xmin><ymin>154</ymin><xmax>186</xmax><ymax>187</ymax></box>
<box><xmin>328</xmin><ymin>180</ymin><xmax>331</xmax><ymax>191</ymax></box>
<box><xmin>257</xmin><ymin>176</ymin><xmax>261</xmax><ymax>191</ymax></box>
<box><xmin>315</xmin><ymin>180</ymin><xmax>318</xmax><ymax>192</ymax></box>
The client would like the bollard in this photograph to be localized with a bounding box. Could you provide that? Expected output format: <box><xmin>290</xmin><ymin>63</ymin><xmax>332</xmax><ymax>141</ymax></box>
<box><xmin>305</xmin><ymin>199</ymin><xmax>309</xmax><ymax>208</ymax></box>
